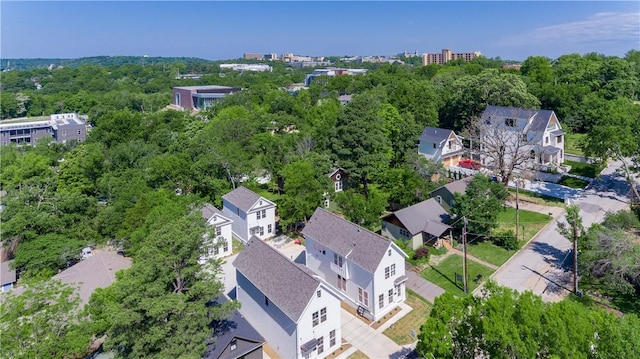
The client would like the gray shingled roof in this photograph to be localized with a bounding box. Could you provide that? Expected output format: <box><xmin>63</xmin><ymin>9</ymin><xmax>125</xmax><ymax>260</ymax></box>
<box><xmin>390</xmin><ymin>198</ymin><xmax>451</xmax><ymax>237</ymax></box>
<box><xmin>222</xmin><ymin>186</ymin><xmax>262</xmax><ymax>213</ymax></box>
<box><xmin>444</xmin><ymin>176</ymin><xmax>473</xmax><ymax>195</ymax></box>
<box><xmin>205</xmin><ymin>297</ymin><xmax>265</xmax><ymax>359</ymax></box>
<box><xmin>481</xmin><ymin>105</ymin><xmax>555</xmax><ymax>133</ymax></box>
<box><xmin>233</xmin><ymin>237</ymin><xmax>320</xmax><ymax>323</ymax></box>
<box><xmin>302</xmin><ymin>208</ymin><xmax>398</xmax><ymax>273</ymax></box>
<box><xmin>1</xmin><ymin>261</ymin><xmax>16</xmax><ymax>285</ymax></box>
<box><xmin>419</xmin><ymin>126</ymin><xmax>454</xmax><ymax>144</ymax></box>
<box><xmin>201</xmin><ymin>203</ymin><xmax>224</xmax><ymax>221</ymax></box>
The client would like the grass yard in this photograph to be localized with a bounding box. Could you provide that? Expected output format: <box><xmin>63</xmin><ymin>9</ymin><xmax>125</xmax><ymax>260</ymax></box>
<box><xmin>420</xmin><ymin>254</ymin><xmax>495</xmax><ymax>296</ymax></box>
<box><xmin>466</xmin><ymin>241</ymin><xmax>516</xmax><ymax>267</ymax></box>
<box><xmin>508</xmin><ymin>190</ymin><xmax>566</xmax><ymax>207</ymax></box>
<box><xmin>347</xmin><ymin>351</ymin><xmax>369</xmax><ymax>359</ymax></box>
<box><xmin>565</xmin><ymin>159</ymin><xmax>605</xmax><ymax>178</ymax></box>
<box><xmin>383</xmin><ymin>290</ymin><xmax>431</xmax><ymax>345</ymax></box>
<box><xmin>564</xmin><ymin>133</ymin><xmax>586</xmax><ymax>156</ymax></box>
<box><xmin>558</xmin><ymin>175</ymin><xmax>590</xmax><ymax>189</ymax></box>
<box><xmin>497</xmin><ymin>208</ymin><xmax>552</xmax><ymax>242</ymax></box>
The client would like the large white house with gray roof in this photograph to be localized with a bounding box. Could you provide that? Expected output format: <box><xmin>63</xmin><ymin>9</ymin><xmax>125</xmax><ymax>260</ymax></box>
<box><xmin>234</xmin><ymin>237</ymin><xmax>342</xmax><ymax>359</ymax></box>
<box><xmin>381</xmin><ymin>198</ymin><xmax>451</xmax><ymax>250</ymax></box>
<box><xmin>222</xmin><ymin>186</ymin><xmax>276</xmax><ymax>243</ymax></box>
<box><xmin>200</xmin><ymin>204</ymin><xmax>234</xmax><ymax>259</ymax></box>
<box><xmin>303</xmin><ymin>208</ymin><xmax>408</xmax><ymax>321</ymax></box>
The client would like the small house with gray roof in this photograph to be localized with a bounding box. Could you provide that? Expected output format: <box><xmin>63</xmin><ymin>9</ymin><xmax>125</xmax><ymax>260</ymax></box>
<box><xmin>381</xmin><ymin>198</ymin><xmax>451</xmax><ymax>250</ymax></box>
<box><xmin>1</xmin><ymin>261</ymin><xmax>17</xmax><ymax>292</ymax></box>
<box><xmin>430</xmin><ymin>176</ymin><xmax>473</xmax><ymax>212</ymax></box>
<box><xmin>222</xmin><ymin>186</ymin><xmax>276</xmax><ymax>243</ymax></box>
<box><xmin>418</xmin><ymin>126</ymin><xmax>465</xmax><ymax>167</ymax></box>
<box><xmin>480</xmin><ymin>105</ymin><xmax>565</xmax><ymax>172</ymax></box>
<box><xmin>234</xmin><ymin>237</ymin><xmax>342</xmax><ymax>359</ymax></box>
<box><xmin>303</xmin><ymin>208</ymin><xmax>408</xmax><ymax>321</ymax></box>
<box><xmin>201</xmin><ymin>204</ymin><xmax>234</xmax><ymax>259</ymax></box>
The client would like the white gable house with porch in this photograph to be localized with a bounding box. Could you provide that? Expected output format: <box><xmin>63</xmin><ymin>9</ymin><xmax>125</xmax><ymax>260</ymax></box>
<box><xmin>234</xmin><ymin>237</ymin><xmax>342</xmax><ymax>359</ymax></box>
<box><xmin>480</xmin><ymin>105</ymin><xmax>565</xmax><ymax>173</ymax></box>
<box><xmin>303</xmin><ymin>208</ymin><xmax>408</xmax><ymax>321</ymax></box>
<box><xmin>222</xmin><ymin>186</ymin><xmax>276</xmax><ymax>243</ymax></box>
<box><xmin>418</xmin><ymin>126</ymin><xmax>465</xmax><ymax>168</ymax></box>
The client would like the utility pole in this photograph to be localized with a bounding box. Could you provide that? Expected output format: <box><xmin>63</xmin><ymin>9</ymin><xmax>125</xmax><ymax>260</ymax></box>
<box><xmin>515</xmin><ymin>177</ymin><xmax>519</xmax><ymax>241</ymax></box>
<box><xmin>463</xmin><ymin>217</ymin><xmax>468</xmax><ymax>294</ymax></box>
<box><xmin>572</xmin><ymin>215</ymin><xmax>579</xmax><ymax>294</ymax></box>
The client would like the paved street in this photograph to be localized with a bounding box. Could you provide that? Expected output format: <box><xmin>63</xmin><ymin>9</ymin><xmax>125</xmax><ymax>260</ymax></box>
<box><xmin>488</xmin><ymin>160</ymin><xmax>632</xmax><ymax>301</ymax></box>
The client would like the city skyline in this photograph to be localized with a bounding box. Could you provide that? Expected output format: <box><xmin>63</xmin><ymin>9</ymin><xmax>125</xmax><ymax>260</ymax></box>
<box><xmin>1</xmin><ymin>1</ymin><xmax>638</xmax><ymax>61</ymax></box>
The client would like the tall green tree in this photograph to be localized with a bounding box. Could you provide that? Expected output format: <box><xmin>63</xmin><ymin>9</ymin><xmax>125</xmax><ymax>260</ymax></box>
<box><xmin>450</xmin><ymin>174</ymin><xmax>508</xmax><ymax>236</ymax></box>
<box><xmin>0</xmin><ymin>280</ymin><xmax>91</xmax><ymax>359</ymax></box>
<box><xmin>88</xmin><ymin>214</ymin><xmax>237</xmax><ymax>358</ymax></box>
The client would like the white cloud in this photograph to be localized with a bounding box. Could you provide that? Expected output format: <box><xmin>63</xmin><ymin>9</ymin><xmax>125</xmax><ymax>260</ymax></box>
<box><xmin>499</xmin><ymin>12</ymin><xmax>640</xmax><ymax>47</ymax></box>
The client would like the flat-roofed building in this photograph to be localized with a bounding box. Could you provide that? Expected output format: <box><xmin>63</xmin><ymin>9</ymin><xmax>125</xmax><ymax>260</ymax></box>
<box><xmin>172</xmin><ymin>85</ymin><xmax>241</xmax><ymax>111</ymax></box>
<box><xmin>0</xmin><ymin>113</ymin><xmax>87</xmax><ymax>146</ymax></box>
<box><xmin>422</xmin><ymin>49</ymin><xmax>481</xmax><ymax>65</ymax></box>
<box><xmin>243</xmin><ymin>53</ymin><xmax>263</xmax><ymax>60</ymax></box>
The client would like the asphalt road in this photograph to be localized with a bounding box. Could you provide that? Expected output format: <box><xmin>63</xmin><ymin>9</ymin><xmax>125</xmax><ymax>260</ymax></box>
<box><xmin>488</xmin><ymin>159</ymin><xmax>632</xmax><ymax>301</ymax></box>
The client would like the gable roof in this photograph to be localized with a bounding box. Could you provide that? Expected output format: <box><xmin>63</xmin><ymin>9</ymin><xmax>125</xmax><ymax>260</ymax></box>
<box><xmin>442</xmin><ymin>176</ymin><xmax>473</xmax><ymax>195</ymax></box>
<box><xmin>302</xmin><ymin>208</ymin><xmax>405</xmax><ymax>273</ymax></box>
<box><xmin>1</xmin><ymin>261</ymin><xmax>16</xmax><ymax>286</ymax></box>
<box><xmin>481</xmin><ymin>105</ymin><xmax>557</xmax><ymax>133</ymax></box>
<box><xmin>201</xmin><ymin>204</ymin><xmax>225</xmax><ymax>221</ymax></box>
<box><xmin>222</xmin><ymin>186</ymin><xmax>271</xmax><ymax>213</ymax></box>
<box><xmin>205</xmin><ymin>297</ymin><xmax>265</xmax><ymax>359</ymax></box>
<box><xmin>419</xmin><ymin>126</ymin><xmax>456</xmax><ymax>144</ymax></box>
<box><xmin>233</xmin><ymin>237</ymin><xmax>320</xmax><ymax>323</ymax></box>
<box><xmin>386</xmin><ymin>198</ymin><xmax>451</xmax><ymax>237</ymax></box>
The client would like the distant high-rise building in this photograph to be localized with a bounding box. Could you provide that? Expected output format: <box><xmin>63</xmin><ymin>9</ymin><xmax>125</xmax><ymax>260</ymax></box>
<box><xmin>422</xmin><ymin>49</ymin><xmax>481</xmax><ymax>65</ymax></box>
<box><xmin>243</xmin><ymin>53</ymin><xmax>262</xmax><ymax>60</ymax></box>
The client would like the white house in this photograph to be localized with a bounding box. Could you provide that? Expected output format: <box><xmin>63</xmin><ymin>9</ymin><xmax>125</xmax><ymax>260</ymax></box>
<box><xmin>302</xmin><ymin>208</ymin><xmax>408</xmax><ymax>321</ymax></box>
<box><xmin>479</xmin><ymin>105</ymin><xmax>565</xmax><ymax>172</ymax></box>
<box><xmin>222</xmin><ymin>186</ymin><xmax>276</xmax><ymax>243</ymax></box>
<box><xmin>234</xmin><ymin>237</ymin><xmax>342</xmax><ymax>359</ymax></box>
<box><xmin>201</xmin><ymin>204</ymin><xmax>234</xmax><ymax>259</ymax></box>
<box><xmin>418</xmin><ymin>126</ymin><xmax>465</xmax><ymax>168</ymax></box>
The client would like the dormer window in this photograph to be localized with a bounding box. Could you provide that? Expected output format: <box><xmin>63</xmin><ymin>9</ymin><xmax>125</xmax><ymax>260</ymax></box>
<box><xmin>505</xmin><ymin>118</ymin><xmax>516</xmax><ymax>127</ymax></box>
<box><xmin>230</xmin><ymin>339</ymin><xmax>237</xmax><ymax>351</ymax></box>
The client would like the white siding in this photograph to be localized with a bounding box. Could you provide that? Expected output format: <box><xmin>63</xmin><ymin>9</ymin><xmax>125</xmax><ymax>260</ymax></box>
<box><xmin>223</xmin><ymin>200</ymin><xmax>249</xmax><ymax>242</ymax></box>
<box><xmin>222</xmin><ymin>198</ymin><xmax>276</xmax><ymax>243</ymax></box>
<box><xmin>371</xmin><ymin>244</ymin><xmax>407</xmax><ymax>320</ymax></box>
<box><xmin>298</xmin><ymin>284</ymin><xmax>342</xmax><ymax>359</ymax></box>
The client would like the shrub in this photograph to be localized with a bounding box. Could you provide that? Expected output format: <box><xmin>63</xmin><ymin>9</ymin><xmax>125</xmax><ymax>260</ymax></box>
<box><xmin>413</xmin><ymin>246</ymin><xmax>430</xmax><ymax>261</ymax></box>
<box><xmin>491</xmin><ymin>229</ymin><xmax>519</xmax><ymax>250</ymax></box>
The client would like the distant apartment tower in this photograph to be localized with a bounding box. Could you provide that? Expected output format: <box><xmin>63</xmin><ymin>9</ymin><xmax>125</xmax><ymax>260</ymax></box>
<box><xmin>172</xmin><ymin>85</ymin><xmax>241</xmax><ymax>111</ymax></box>
<box><xmin>422</xmin><ymin>49</ymin><xmax>481</xmax><ymax>65</ymax></box>
<box><xmin>243</xmin><ymin>53</ymin><xmax>263</xmax><ymax>60</ymax></box>
<box><xmin>0</xmin><ymin>113</ymin><xmax>87</xmax><ymax>146</ymax></box>
<box><xmin>263</xmin><ymin>53</ymin><xmax>278</xmax><ymax>61</ymax></box>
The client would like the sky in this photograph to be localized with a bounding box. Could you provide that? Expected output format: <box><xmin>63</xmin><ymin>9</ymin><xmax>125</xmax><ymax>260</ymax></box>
<box><xmin>1</xmin><ymin>1</ymin><xmax>638</xmax><ymax>61</ymax></box>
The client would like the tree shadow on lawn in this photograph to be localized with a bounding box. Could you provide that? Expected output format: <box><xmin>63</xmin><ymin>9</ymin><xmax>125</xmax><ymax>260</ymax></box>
<box><xmin>530</xmin><ymin>241</ymin><xmax>572</xmax><ymax>269</ymax></box>
<box><xmin>427</xmin><ymin>265</ymin><xmax>462</xmax><ymax>291</ymax></box>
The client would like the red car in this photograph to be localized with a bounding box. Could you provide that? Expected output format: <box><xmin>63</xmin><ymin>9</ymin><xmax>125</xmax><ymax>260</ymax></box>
<box><xmin>459</xmin><ymin>159</ymin><xmax>481</xmax><ymax>170</ymax></box>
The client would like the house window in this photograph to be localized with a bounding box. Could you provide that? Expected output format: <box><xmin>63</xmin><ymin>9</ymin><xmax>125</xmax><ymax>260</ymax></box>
<box><xmin>268</xmin><ymin>224</ymin><xmax>272</xmax><ymax>233</ymax></box>
<box><xmin>399</xmin><ymin>228</ymin><xmax>410</xmax><ymax>238</ymax></box>
<box><xmin>317</xmin><ymin>336</ymin><xmax>324</xmax><ymax>354</ymax></box>
<box><xmin>391</xmin><ymin>264</ymin><xmax>396</xmax><ymax>276</ymax></box>
<box><xmin>259</xmin><ymin>227</ymin><xmax>264</xmax><ymax>236</ymax></box>
<box><xmin>175</xmin><ymin>93</ymin><xmax>181</xmax><ymax>106</ymax></box>
<box><xmin>333</xmin><ymin>253</ymin><xmax>343</xmax><ymax>268</ymax></box>
<box><xmin>557</xmin><ymin>136</ymin><xmax>563</xmax><ymax>144</ymax></box>
<box><xmin>317</xmin><ymin>290</ymin><xmax>321</xmax><ymax>298</ymax></box>
<box><xmin>230</xmin><ymin>338</ymin><xmax>237</xmax><ymax>351</ymax></box>
<box><xmin>77</xmin><ymin>130</ymin><xmax>82</xmax><ymax>135</ymax></box>
<box><xmin>256</xmin><ymin>211</ymin><xmax>261</xmax><ymax>220</ymax></box>
<box><xmin>222</xmin><ymin>239</ymin><xmax>229</xmax><ymax>253</ymax></box>
<box><xmin>388</xmin><ymin>249</ymin><xmax>391</xmax><ymax>256</ymax></box>
<box><xmin>379</xmin><ymin>294</ymin><xmax>384</xmax><ymax>309</ymax></box>
<box><xmin>215</xmin><ymin>227</ymin><xmax>222</xmax><ymax>236</ymax></box>
<box><xmin>505</xmin><ymin>118</ymin><xmax>516</xmax><ymax>127</ymax></box>
<box><xmin>433</xmin><ymin>143</ymin><xmax>437</xmax><ymax>149</ymax></box>
<box><xmin>521</xmin><ymin>134</ymin><xmax>527</xmax><ymax>143</ymax></box>
<box><xmin>312</xmin><ymin>311</ymin><xmax>319</xmax><ymax>327</ymax></box>
<box><xmin>389</xmin><ymin>289</ymin><xmax>394</xmax><ymax>304</ymax></box>
<box><xmin>530</xmin><ymin>150</ymin><xmax>536</xmax><ymax>159</ymax></box>
<box><xmin>62</xmin><ymin>131</ymin><xmax>67</xmax><ymax>136</ymax></box>
<box><xmin>447</xmin><ymin>141</ymin><xmax>452</xmax><ymax>149</ymax></box>
<box><xmin>334</xmin><ymin>181</ymin><xmax>343</xmax><ymax>192</ymax></box>
<box><xmin>358</xmin><ymin>287</ymin><xmax>369</xmax><ymax>306</ymax></box>
<box><xmin>337</xmin><ymin>275</ymin><xmax>347</xmax><ymax>291</ymax></box>
<box><xmin>320</xmin><ymin>308</ymin><xmax>327</xmax><ymax>323</ymax></box>
<box><xmin>330</xmin><ymin>330</ymin><xmax>336</xmax><ymax>347</ymax></box>
<box><xmin>261</xmin><ymin>209</ymin><xmax>266</xmax><ymax>218</ymax></box>
<box><xmin>436</xmin><ymin>195</ymin><xmax>442</xmax><ymax>204</ymax></box>
<box><xmin>385</xmin><ymin>266</ymin><xmax>390</xmax><ymax>279</ymax></box>
<box><xmin>545</xmin><ymin>136</ymin><xmax>549</xmax><ymax>144</ymax></box>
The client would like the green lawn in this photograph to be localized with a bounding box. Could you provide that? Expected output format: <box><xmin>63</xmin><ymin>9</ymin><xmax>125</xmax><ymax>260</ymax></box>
<box><xmin>507</xmin><ymin>189</ymin><xmax>566</xmax><ymax>207</ymax></box>
<box><xmin>565</xmin><ymin>160</ymin><xmax>605</xmax><ymax>178</ymax></box>
<box><xmin>565</xmin><ymin>133</ymin><xmax>586</xmax><ymax>156</ymax></box>
<box><xmin>466</xmin><ymin>241</ymin><xmax>516</xmax><ymax>267</ymax></box>
<box><xmin>383</xmin><ymin>290</ymin><xmax>431</xmax><ymax>345</ymax></box>
<box><xmin>420</xmin><ymin>254</ymin><xmax>494</xmax><ymax>296</ymax></box>
<box><xmin>497</xmin><ymin>208</ymin><xmax>552</xmax><ymax>242</ymax></box>
<box><xmin>558</xmin><ymin>175</ymin><xmax>590</xmax><ymax>189</ymax></box>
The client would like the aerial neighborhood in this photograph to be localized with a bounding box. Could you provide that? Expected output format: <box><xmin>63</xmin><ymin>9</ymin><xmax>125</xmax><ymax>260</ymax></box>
<box><xmin>1</xmin><ymin>44</ymin><xmax>640</xmax><ymax>359</ymax></box>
